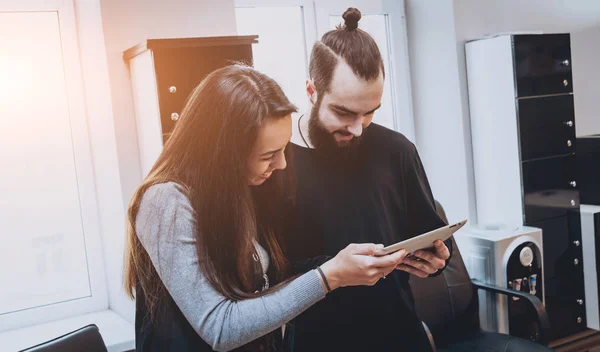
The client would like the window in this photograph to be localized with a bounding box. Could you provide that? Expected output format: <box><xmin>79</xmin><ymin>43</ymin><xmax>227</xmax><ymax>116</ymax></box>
<box><xmin>1</xmin><ymin>13</ymin><xmax>92</xmax><ymax>316</ymax></box>
<box><xmin>235</xmin><ymin>6</ymin><xmax>310</xmax><ymax>115</ymax></box>
<box><xmin>0</xmin><ymin>1</ymin><xmax>107</xmax><ymax>332</ymax></box>
<box><xmin>236</xmin><ymin>0</ymin><xmax>414</xmax><ymax>141</ymax></box>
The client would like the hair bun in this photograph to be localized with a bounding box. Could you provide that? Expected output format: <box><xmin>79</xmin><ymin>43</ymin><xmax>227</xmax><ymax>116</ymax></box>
<box><xmin>342</xmin><ymin>7</ymin><xmax>361</xmax><ymax>30</ymax></box>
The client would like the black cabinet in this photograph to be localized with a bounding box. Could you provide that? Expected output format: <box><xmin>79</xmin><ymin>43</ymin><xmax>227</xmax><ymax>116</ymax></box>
<box><xmin>514</xmin><ymin>34</ymin><xmax>573</xmax><ymax>97</ymax></box>
<box><xmin>467</xmin><ymin>33</ymin><xmax>586</xmax><ymax>342</ymax></box>
<box><xmin>515</xmin><ymin>34</ymin><xmax>585</xmax><ymax>340</ymax></box>
<box><xmin>517</xmin><ymin>95</ymin><xmax>576</xmax><ymax>161</ymax></box>
<box><xmin>577</xmin><ymin>135</ymin><xmax>600</xmax><ymax>205</ymax></box>
<box><xmin>124</xmin><ymin>36</ymin><xmax>258</xmax><ymax>175</ymax></box>
<box><xmin>529</xmin><ymin>214</ymin><xmax>585</xmax><ymax>338</ymax></box>
<box><xmin>522</xmin><ymin>155</ymin><xmax>579</xmax><ymax>223</ymax></box>
<box><xmin>153</xmin><ymin>44</ymin><xmax>254</xmax><ymax>143</ymax></box>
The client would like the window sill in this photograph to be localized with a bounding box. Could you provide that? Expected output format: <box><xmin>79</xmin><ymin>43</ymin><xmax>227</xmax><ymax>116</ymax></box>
<box><xmin>0</xmin><ymin>310</ymin><xmax>134</xmax><ymax>352</ymax></box>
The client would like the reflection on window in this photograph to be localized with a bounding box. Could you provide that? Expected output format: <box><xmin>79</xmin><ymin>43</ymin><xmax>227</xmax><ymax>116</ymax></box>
<box><xmin>330</xmin><ymin>15</ymin><xmax>397</xmax><ymax>130</ymax></box>
<box><xmin>236</xmin><ymin>6</ymin><xmax>309</xmax><ymax>115</ymax></box>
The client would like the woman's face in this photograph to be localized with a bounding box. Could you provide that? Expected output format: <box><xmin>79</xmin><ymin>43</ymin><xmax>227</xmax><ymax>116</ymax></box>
<box><xmin>247</xmin><ymin>115</ymin><xmax>292</xmax><ymax>186</ymax></box>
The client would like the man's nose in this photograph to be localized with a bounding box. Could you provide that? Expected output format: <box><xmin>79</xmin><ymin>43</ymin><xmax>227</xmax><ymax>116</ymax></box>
<box><xmin>347</xmin><ymin>117</ymin><xmax>364</xmax><ymax>137</ymax></box>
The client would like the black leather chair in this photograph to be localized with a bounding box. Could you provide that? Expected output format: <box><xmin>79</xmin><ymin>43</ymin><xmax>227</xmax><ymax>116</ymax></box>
<box><xmin>410</xmin><ymin>201</ymin><xmax>554</xmax><ymax>352</ymax></box>
<box><xmin>19</xmin><ymin>324</ymin><xmax>107</xmax><ymax>352</ymax></box>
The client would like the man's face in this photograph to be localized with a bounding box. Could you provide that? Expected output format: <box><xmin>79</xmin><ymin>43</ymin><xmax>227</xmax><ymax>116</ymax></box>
<box><xmin>308</xmin><ymin>60</ymin><xmax>384</xmax><ymax>152</ymax></box>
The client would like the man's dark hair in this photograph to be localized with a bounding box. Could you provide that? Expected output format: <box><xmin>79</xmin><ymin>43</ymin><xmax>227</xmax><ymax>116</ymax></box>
<box><xmin>308</xmin><ymin>7</ymin><xmax>385</xmax><ymax>95</ymax></box>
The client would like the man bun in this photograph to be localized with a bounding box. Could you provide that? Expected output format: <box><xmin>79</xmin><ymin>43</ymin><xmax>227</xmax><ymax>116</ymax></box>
<box><xmin>342</xmin><ymin>7</ymin><xmax>361</xmax><ymax>30</ymax></box>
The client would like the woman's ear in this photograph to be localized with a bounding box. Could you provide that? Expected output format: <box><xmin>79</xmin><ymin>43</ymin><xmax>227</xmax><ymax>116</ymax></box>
<box><xmin>306</xmin><ymin>79</ymin><xmax>317</xmax><ymax>106</ymax></box>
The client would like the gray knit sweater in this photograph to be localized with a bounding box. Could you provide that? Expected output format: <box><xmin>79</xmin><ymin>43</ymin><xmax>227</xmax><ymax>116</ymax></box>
<box><xmin>135</xmin><ymin>182</ymin><xmax>326</xmax><ymax>352</ymax></box>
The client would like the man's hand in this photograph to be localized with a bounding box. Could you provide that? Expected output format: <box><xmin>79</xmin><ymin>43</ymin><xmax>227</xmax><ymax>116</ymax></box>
<box><xmin>396</xmin><ymin>240</ymin><xmax>450</xmax><ymax>278</ymax></box>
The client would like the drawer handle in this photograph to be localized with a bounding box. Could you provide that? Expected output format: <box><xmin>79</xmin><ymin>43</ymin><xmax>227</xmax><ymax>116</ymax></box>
<box><xmin>563</xmin><ymin>79</ymin><xmax>569</xmax><ymax>87</ymax></box>
<box><xmin>169</xmin><ymin>86</ymin><xmax>177</xmax><ymax>94</ymax></box>
<box><xmin>574</xmin><ymin>258</ymin><xmax>579</xmax><ymax>265</ymax></box>
<box><xmin>570</xmin><ymin>181</ymin><xmax>577</xmax><ymax>188</ymax></box>
<box><xmin>577</xmin><ymin>299</ymin><xmax>584</xmax><ymax>305</ymax></box>
<box><xmin>567</xmin><ymin>140</ymin><xmax>573</xmax><ymax>147</ymax></box>
<box><xmin>561</xmin><ymin>59</ymin><xmax>570</xmax><ymax>67</ymax></box>
<box><xmin>564</xmin><ymin>120</ymin><xmax>574</xmax><ymax>127</ymax></box>
<box><xmin>571</xmin><ymin>199</ymin><xmax>576</xmax><ymax>206</ymax></box>
<box><xmin>574</xmin><ymin>240</ymin><xmax>580</xmax><ymax>247</ymax></box>
<box><xmin>578</xmin><ymin>317</ymin><xmax>583</xmax><ymax>324</ymax></box>
<box><xmin>171</xmin><ymin>112</ymin><xmax>180</xmax><ymax>121</ymax></box>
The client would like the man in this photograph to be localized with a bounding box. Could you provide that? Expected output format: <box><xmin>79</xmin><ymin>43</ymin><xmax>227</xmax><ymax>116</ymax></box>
<box><xmin>284</xmin><ymin>7</ymin><xmax>452</xmax><ymax>352</ymax></box>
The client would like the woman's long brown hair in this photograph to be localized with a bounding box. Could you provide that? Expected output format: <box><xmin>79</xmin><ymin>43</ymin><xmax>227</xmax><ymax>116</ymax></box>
<box><xmin>123</xmin><ymin>64</ymin><xmax>297</xmax><ymax>319</ymax></box>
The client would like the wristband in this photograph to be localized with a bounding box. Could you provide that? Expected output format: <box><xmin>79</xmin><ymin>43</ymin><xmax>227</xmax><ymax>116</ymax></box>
<box><xmin>316</xmin><ymin>266</ymin><xmax>332</xmax><ymax>293</ymax></box>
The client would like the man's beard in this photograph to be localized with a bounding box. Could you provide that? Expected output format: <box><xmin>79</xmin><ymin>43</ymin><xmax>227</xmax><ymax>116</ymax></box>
<box><xmin>308</xmin><ymin>97</ymin><xmax>363</xmax><ymax>163</ymax></box>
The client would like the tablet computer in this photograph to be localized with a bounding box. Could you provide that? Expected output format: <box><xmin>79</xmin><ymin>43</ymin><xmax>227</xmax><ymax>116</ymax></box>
<box><xmin>375</xmin><ymin>219</ymin><xmax>468</xmax><ymax>256</ymax></box>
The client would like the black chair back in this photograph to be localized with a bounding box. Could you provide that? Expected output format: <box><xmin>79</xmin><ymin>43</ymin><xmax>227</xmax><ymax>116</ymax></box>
<box><xmin>410</xmin><ymin>201</ymin><xmax>480</xmax><ymax>348</ymax></box>
<box><xmin>19</xmin><ymin>324</ymin><xmax>107</xmax><ymax>352</ymax></box>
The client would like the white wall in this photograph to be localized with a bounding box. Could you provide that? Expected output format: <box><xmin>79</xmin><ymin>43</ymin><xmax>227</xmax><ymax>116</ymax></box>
<box><xmin>453</xmin><ymin>0</ymin><xmax>600</xmax><ymax>138</ymax></box>
<box><xmin>406</xmin><ymin>0</ymin><xmax>600</xmax><ymax>225</ymax></box>
<box><xmin>96</xmin><ymin>0</ymin><xmax>238</xmax><ymax>323</ymax></box>
<box><xmin>405</xmin><ymin>0</ymin><xmax>474</xmax><ymax>224</ymax></box>
<box><xmin>571</xmin><ymin>26</ymin><xmax>600</xmax><ymax>137</ymax></box>
<box><xmin>453</xmin><ymin>0</ymin><xmax>600</xmax><ymax>42</ymax></box>
<box><xmin>453</xmin><ymin>0</ymin><xmax>600</xmax><ymax>222</ymax></box>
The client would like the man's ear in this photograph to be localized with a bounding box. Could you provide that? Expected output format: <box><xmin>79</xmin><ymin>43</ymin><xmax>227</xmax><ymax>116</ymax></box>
<box><xmin>306</xmin><ymin>79</ymin><xmax>317</xmax><ymax>106</ymax></box>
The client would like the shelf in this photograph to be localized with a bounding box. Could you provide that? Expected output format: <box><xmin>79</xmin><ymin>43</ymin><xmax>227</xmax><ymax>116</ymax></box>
<box><xmin>123</xmin><ymin>35</ymin><xmax>259</xmax><ymax>60</ymax></box>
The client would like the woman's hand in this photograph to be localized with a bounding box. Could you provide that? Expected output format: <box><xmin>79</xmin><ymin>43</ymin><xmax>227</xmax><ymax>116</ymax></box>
<box><xmin>319</xmin><ymin>243</ymin><xmax>407</xmax><ymax>291</ymax></box>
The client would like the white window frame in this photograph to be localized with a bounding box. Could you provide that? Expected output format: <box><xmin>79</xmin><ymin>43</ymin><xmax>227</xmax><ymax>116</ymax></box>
<box><xmin>235</xmin><ymin>0</ymin><xmax>318</xmax><ymax>66</ymax></box>
<box><xmin>0</xmin><ymin>0</ymin><xmax>108</xmax><ymax>332</ymax></box>
<box><xmin>234</xmin><ymin>0</ymin><xmax>415</xmax><ymax>142</ymax></box>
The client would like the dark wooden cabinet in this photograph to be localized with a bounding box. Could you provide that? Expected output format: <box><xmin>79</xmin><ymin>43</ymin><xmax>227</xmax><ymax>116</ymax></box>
<box><xmin>124</xmin><ymin>36</ymin><xmax>258</xmax><ymax>176</ymax></box>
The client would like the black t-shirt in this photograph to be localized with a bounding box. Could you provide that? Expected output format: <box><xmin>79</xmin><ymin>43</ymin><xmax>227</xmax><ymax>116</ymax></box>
<box><xmin>284</xmin><ymin>123</ymin><xmax>449</xmax><ymax>352</ymax></box>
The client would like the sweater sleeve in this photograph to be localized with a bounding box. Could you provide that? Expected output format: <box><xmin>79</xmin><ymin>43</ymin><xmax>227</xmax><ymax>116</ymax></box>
<box><xmin>135</xmin><ymin>182</ymin><xmax>326</xmax><ymax>352</ymax></box>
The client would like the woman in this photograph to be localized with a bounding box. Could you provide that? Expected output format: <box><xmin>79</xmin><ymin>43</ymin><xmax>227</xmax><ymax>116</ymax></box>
<box><xmin>123</xmin><ymin>64</ymin><xmax>406</xmax><ymax>352</ymax></box>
